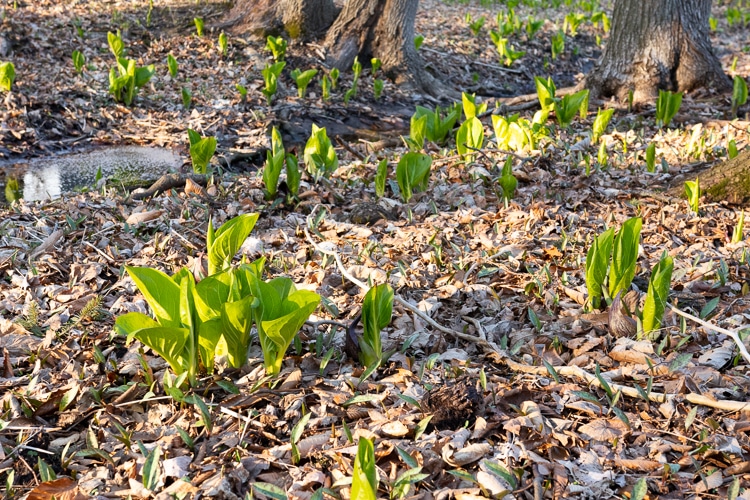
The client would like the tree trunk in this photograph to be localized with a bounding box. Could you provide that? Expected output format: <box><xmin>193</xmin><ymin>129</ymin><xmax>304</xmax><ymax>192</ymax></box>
<box><xmin>323</xmin><ymin>0</ymin><xmax>443</xmax><ymax>95</ymax></box>
<box><xmin>221</xmin><ymin>0</ymin><xmax>445</xmax><ymax>96</ymax></box>
<box><xmin>222</xmin><ymin>0</ymin><xmax>337</xmax><ymax>39</ymax></box>
<box><xmin>584</xmin><ymin>0</ymin><xmax>731</xmax><ymax>104</ymax></box>
<box><xmin>669</xmin><ymin>149</ymin><xmax>750</xmax><ymax>205</ymax></box>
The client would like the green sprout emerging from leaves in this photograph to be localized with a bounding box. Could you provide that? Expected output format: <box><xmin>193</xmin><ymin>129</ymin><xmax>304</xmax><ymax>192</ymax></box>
<box><xmin>266</xmin><ymin>35</ymin><xmax>287</xmax><ymax>61</ymax></box>
<box><xmin>188</xmin><ymin>129</ymin><xmax>217</xmax><ymax>174</ymax></box>
<box><xmin>684</xmin><ymin>178</ymin><xmax>701</xmax><ymax>214</ymax></box>
<box><xmin>72</xmin><ymin>50</ymin><xmax>86</xmax><ymax>75</ymax></box>
<box><xmin>304</xmin><ymin>124</ymin><xmax>338</xmax><ymax>182</ymax></box>
<box><xmin>218</xmin><ymin>32</ymin><xmax>228</xmax><ymax>57</ymax></box>
<box><xmin>396</xmin><ymin>152</ymin><xmax>432</xmax><ymax>202</ymax></box>
<box><xmin>655</xmin><ymin>90</ymin><xmax>683</xmax><ymax>128</ymax></box>
<box><xmin>262</xmin><ymin>61</ymin><xmax>286</xmax><ymax>105</ymax></box>
<box><xmin>167</xmin><ymin>54</ymin><xmax>178</xmax><ymax>78</ymax></box>
<box><xmin>0</xmin><ymin>61</ymin><xmax>16</xmax><ymax>92</ymax></box>
<box><xmin>732</xmin><ymin>75</ymin><xmax>748</xmax><ymax>118</ymax></box>
<box><xmin>291</xmin><ymin>68</ymin><xmax>318</xmax><ymax>98</ymax></box>
<box><xmin>194</xmin><ymin>17</ymin><xmax>204</xmax><ymax>37</ymax></box>
<box><xmin>498</xmin><ymin>156</ymin><xmax>517</xmax><ymax>207</ymax></box>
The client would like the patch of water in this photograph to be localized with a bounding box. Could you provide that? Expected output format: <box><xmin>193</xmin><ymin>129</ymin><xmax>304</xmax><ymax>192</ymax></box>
<box><xmin>1</xmin><ymin>146</ymin><xmax>181</xmax><ymax>202</ymax></box>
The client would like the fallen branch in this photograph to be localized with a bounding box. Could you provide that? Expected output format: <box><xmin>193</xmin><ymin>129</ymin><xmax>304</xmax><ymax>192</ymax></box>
<box><xmin>130</xmin><ymin>173</ymin><xmax>208</xmax><ymax>200</ymax></box>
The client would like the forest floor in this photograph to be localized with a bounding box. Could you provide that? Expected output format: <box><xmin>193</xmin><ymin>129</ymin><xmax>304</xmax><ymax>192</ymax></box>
<box><xmin>2</xmin><ymin>0</ymin><xmax>750</xmax><ymax>499</ymax></box>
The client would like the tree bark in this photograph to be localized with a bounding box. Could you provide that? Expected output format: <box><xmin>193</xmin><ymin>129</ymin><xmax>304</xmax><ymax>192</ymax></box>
<box><xmin>221</xmin><ymin>0</ymin><xmax>337</xmax><ymax>39</ymax></box>
<box><xmin>584</xmin><ymin>0</ymin><xmax>731</xmax><ymax>104</ymax></box>
<box><xmin>669</xmin><ymin>149</ymin><xmax>750</xmax><ymax>205</ymax></box>
<box><xmin>221</xmin><ymin>0</ymin><xmax>445</xmax><ymax>96</ymax></box>
<box><xmin>323</xmin><ymin>0</ymin><xmax>443</xmax><ymax>95</ymax></box>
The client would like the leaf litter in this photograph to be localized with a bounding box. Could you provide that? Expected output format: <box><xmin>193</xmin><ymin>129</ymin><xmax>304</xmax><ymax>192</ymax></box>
<box><xmin>1</xmin><ymin>0</ymin><xmax>750</xmax><ymax>498</ymax></box>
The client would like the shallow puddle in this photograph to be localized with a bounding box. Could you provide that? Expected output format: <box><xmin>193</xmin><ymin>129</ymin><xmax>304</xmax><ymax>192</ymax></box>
<box><xmin>1</xmin><ymin>146</ymin><xmax>181</xmax><ymax>202</ymax></box>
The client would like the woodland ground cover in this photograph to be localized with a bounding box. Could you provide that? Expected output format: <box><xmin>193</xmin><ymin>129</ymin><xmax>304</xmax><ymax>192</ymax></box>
<box><xmin>1</xmin><ymin>0</ymin><xmax>750</xmax><ymax>498</ymax></box>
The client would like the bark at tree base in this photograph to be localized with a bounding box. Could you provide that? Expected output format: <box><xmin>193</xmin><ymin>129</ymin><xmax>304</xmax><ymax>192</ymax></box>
<box><xmin>669</xmin><ymin>149</ymin><xmax>750</xmax><ymax>205</ymax></box>
<box><xmin>221</xmin><ymin>0</ymin><xmax>337</xmax><ymax>39</ymax></box>
<box><xmin>584</xmin><ymin>0</ymin><xmax>731</xmax><ymax>104</ymax></box>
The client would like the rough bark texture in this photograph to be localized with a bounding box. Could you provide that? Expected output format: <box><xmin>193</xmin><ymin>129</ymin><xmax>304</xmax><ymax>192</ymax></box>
<box><xmin>323</xmin><ymin>0</ymin><xmax>443</xmax><ymax>95</ymax></box>
<box><xmin>669</xmin><ymin>149</ymin><xmax>750</xmax><ymax>205</ymax></box>
<box><xmin>584</xmin><ymin>0</ymin><xmax>731</xmax><ymax>104</ymax></box>
<box><xmin>221</xmin><ymin>0</ymin><xmax>337</xmax><ymax>39</ymax></box>
<box><xmin>220</xmin><ymin>0</ymin><xmax>443</xmax><ymax>96</ymax></box>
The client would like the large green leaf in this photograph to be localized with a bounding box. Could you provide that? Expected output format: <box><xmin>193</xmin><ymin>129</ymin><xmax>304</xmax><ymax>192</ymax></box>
<box><xmin>361</xmin><ymin>284</ymin><xmax>394</xmax><ymax>368</ymax></box>
<box><xmin>125</xmin><ymin>266</ymin><xmax>181</xmax><ymax>327</ymax></box>
<box><xmin>207</xmin><ymin>213</ymin><xmax>259</xmax><ymax>275</ymax></box>
<box><xmin>351</xmin><ymin>438</ymin><xmax>378</xmax><ymax>500</ymax></box>
<box><xmin>260</xmin><ymin>289</ymin><xmax>319</xmax><ymax>376</ymax></box>
<box><xmin>134</xmin><ymin>65</ymin><xmax>155</xmax><ymax>88</ymax></box>
<box><xmin>194</xmin><ymin>269</ymin><xmax>232</xmax><ymax>322</ymax></box>
<box><xmin>221</xmin><ymin>294</ymin><xmax>257</xmax><ymax>368</ymax></box>
<box><xmin>609</xmin><ymin>217</ymin><xmax>642</xmax><ymax>298</ymax></box>
<box><xmin>456</xmin><ymin>116</ymin><xmax>484</xmax><ymax>158</ymax></box>
<box><xmin>585</xmin><ymin>227</ymin><xmax>614</xmax><ymax>309</ymax></box>
<box><xmin>133</xmin><ymin>326</ymin><xmax>191</xmax><ymax>375</ymax></box>
<box><xmin>642</xmin><ymin>253</ymin><xmax>673</xmax><ymax>335</ymax></box>
<box><xmin>114</xmin><ymin>311</ymin><xmax>159</xmax><ymax>342</ymax></box>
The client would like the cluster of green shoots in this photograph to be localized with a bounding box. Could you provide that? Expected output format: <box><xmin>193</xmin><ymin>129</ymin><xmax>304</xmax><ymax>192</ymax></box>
<box><xmin>106</xmin><ymin>31</ymin><xmax>155</xmax><ymax>106</ymax></box>
<box><xmin>260</xmin><ymin>36</ymin><xmax>383</xmax><ymax>105</ymax></box>
<box><xmin>585</xmin><ymin>217</ymin><xmax>674</xmax><ymax>339</ymax></box>
<box><xmin>115</xmin><ymin>214</ymin><xmax>321</xmax><ymax>385</ymax></box>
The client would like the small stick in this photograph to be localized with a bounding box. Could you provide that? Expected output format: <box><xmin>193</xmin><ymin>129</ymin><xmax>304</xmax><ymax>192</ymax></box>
<box><xmin>667</xmin><ymin>303</ymin><xmax>750</xmax><ymax>365</ymax></box>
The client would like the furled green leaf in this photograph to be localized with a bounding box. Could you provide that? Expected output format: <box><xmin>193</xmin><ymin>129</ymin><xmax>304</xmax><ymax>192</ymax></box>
<box><xmin>534</xmin><ymin>76</ymin><xmax>556</xmax><ymax>113</ymax></box>
<box><xmin>592</xmin><ymin>108</ymin><xmax>614</xmax><ymax>143</ymax></box>
<box><xmin>107</xmin><ymin>31</ymin><xmax>124</xmax><ymax>59</ymax></box>
<box><xmin>189</xmin><ymin>135</ymin><xmax>217</xmax><ymax>174</ymax></box>
<box><xmin>352</xmin><ymin>438</ymin><xmax>378</xmax><ymax>500</ymax></box>
<box><xmin>360</xmin><ymin>283</ymin><xmax>394</xmax><ymax>368</ymax></box>
<box><xmin>642</xmin><ymin>252</ymin><xmax>674</xmax><ymax>336</ymax></box>
<box><xmin>375</xmin><ymin>159</ymin><xmax>388</xmax><ymax>198</ymax></box>
<box><xmin>609</xmin><ymin>217</ymin><xmax>642</xmax><ymax>299</ymax></box>
<box><xmin>396</xmin><ymin>152</ymin><xmax>432</xmax><ymax>202</ymax></box>
<box><xmin>409</xmin><ymin>113</ymin><xmax>427</xmax><ymax>151</ymax></box>
<box><xmin>286</xmin><ymin>153</ymin><xmax>301</xmax><ymax>198</ymax></box>
<box><xmin>220</xmin><ymin>294</ymin><xmax>256</xmax><ymax>368</ymax></box>
<box><xmin>304</xmin><ymin>124</ymin><xmax>339</xmax><ymax>182</ymax></box>
<box><xmin>207</xmin><ymin>213</ymin><xmax>260</xmax><ymax>275</ymax></box>
<box><xmin>167</xmin><ymin>54</ymin><xmax>178</xmax><ymax>78</ymax></box>
<box><xmin>585</xmin><ymin>227</ymin><xmax>614</xmax><ymax>309</ymax></box>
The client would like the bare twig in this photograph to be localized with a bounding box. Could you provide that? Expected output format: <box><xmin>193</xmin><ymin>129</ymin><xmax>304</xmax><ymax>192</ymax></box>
<box><xmin>667</xmin><ymin>303</ymin><xmax>750</xmax><ymax>365</ymax></box>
